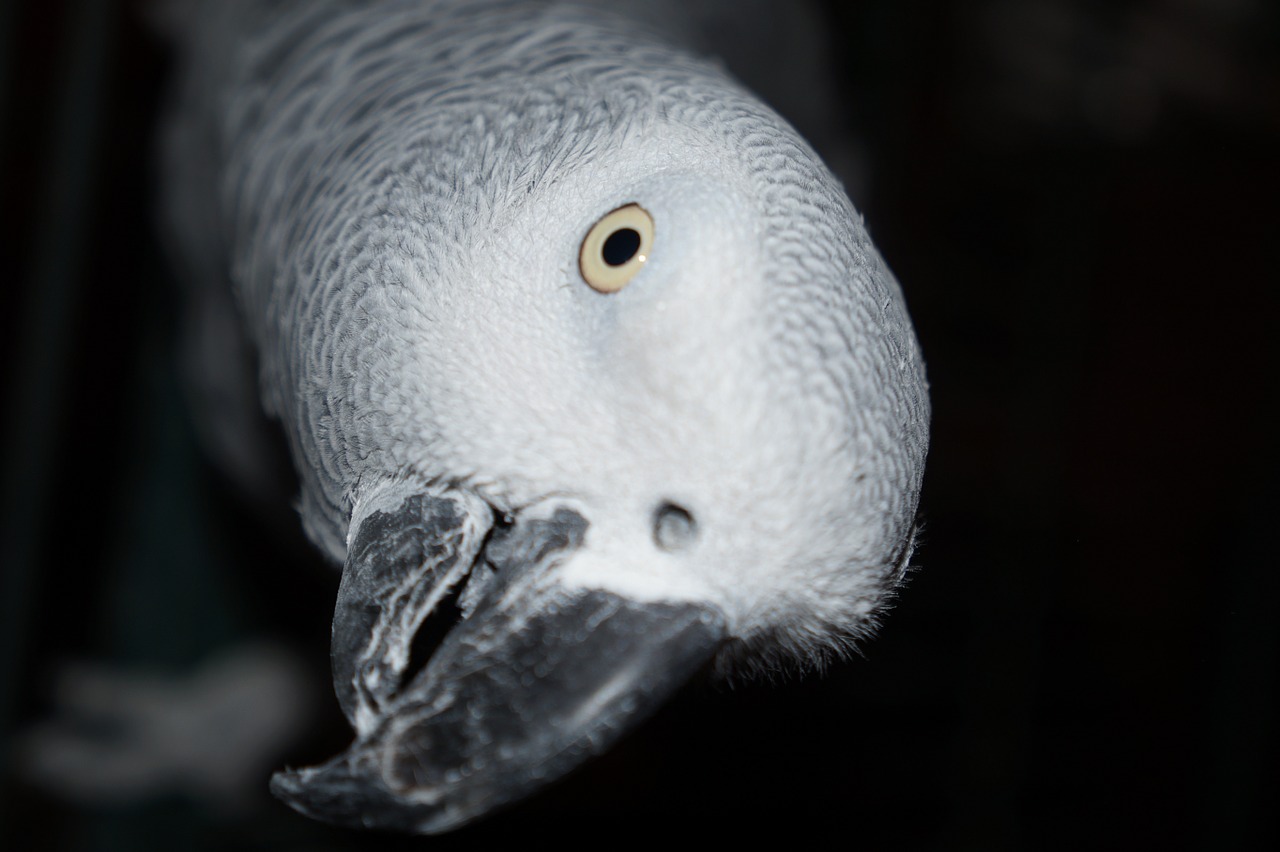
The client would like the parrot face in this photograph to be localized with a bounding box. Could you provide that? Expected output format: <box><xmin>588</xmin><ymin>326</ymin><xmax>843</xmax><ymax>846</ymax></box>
<box><xmin>166</xmin><ymin>0</ymin><xmax>928</xmax><ymax>835</ymax></box>
<box><xmin>270</xmin><ymin>113</ymin><xmax>927</xmax><ymax>833</ymax></box>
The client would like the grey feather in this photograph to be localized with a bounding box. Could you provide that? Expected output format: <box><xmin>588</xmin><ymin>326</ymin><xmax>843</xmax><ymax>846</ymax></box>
<box><xmin>160</xmin><ymin>0</ymin><xmax>929</xmax><ymax>833</ymax></box>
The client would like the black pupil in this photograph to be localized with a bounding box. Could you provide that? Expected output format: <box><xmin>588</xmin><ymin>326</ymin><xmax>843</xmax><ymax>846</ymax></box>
<box><xmin>601</xmin><ymin>227</ymin><xmax>641</xmax><ymax>266</ymax></box>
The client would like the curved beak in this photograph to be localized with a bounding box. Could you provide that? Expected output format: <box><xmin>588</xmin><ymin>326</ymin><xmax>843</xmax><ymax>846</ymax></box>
<box><xmin>271</xmin><ymin>491</ymin><xmax>726</xmax><ymax>834</ymax></box>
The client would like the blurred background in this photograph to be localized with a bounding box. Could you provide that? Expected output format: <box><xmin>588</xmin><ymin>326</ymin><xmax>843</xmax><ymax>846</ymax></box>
<box><xmin>1</xmin><ymin>0</ymin><xmax>1276</xmax><ymax>848</ymax></box>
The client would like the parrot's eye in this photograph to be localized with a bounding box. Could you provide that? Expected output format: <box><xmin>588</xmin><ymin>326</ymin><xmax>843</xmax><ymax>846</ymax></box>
<box><xmin>579</xmin><ymin>203</ymin><xmax>654</xmax><ymax>293</ymax></box>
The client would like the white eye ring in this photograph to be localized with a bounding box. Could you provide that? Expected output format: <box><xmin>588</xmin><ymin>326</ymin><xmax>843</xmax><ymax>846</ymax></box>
<box><xmin>579</xmin><ymin>203</ymin><xmax>654</xmax><ymax>293</ymax></box>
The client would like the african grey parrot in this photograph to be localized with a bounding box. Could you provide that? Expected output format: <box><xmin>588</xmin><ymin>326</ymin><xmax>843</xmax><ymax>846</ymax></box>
<box><xmin>158</xmin><ymin>0</ymin><xmax>930</xmax><ymax>834</ymax></box>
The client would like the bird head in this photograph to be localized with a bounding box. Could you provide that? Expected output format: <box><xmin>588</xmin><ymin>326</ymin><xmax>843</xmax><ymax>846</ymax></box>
<box><xmin>262</xmin><ymin>20</ymin><xmax>928</xmax><ymax>834</ymax></box>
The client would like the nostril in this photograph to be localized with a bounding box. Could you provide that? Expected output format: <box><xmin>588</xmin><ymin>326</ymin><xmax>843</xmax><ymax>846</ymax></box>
<box><xmin>653</xmin><ymin>502</ymin><xmax>697</xmax><ymax>552</ymax></box>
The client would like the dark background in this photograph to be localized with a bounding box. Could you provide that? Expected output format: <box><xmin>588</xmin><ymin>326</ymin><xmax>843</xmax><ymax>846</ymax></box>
<box><xmin>2</xmin><ymin>1</ymin><xmax>1276</xmax><ymax>848</ymax></box>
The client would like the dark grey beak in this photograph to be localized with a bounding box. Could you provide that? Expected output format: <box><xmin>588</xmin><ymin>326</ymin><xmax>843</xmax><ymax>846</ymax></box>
<box><xmin>271</xmin><ymin>488</ymin><xmax>726</xmax><ymax>834</ymax></box>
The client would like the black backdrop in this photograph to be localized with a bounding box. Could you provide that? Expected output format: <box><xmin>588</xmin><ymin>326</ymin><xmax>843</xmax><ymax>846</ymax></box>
<box><xmin>2</xmin><ymin>1</ymin><xmax>1276</xmax><ymax>848</ymax></box>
